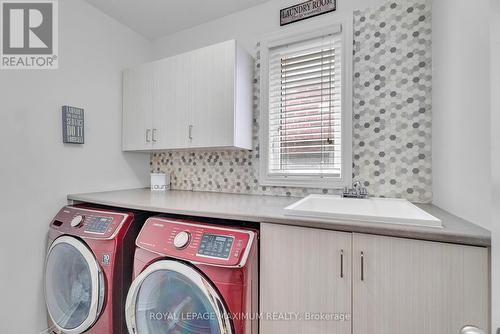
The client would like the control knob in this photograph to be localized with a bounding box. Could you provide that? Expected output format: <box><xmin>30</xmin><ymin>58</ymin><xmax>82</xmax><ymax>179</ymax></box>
<box><xmin>174</xmin><ymin>231</ymin><xmax>191</xmax><ymax>249</ymax></box>
<box><xmin>70</xmin><ymin>215</ymin><xmax>84</xmax><ymax>228</ymax></box>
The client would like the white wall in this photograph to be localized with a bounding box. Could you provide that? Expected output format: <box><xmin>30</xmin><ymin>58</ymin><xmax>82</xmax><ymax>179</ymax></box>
<box><xmin>0</xmin><ymin>0</ymin><xmax>151</xmax><ymax>332</ymax></box>
<box><xmin>490</xmin><ymin>0</ymin><xmax>500</xmax><ymax>331</ymax></box>
<box><xmin>431</xmin><ymin>0</ymin><xmax>491</xmax><ymax>229</ymax></box>
<box><xmin>152</xmin><ymin>0</ymin><xmax>387</xmax><ymax>59</ymax></box>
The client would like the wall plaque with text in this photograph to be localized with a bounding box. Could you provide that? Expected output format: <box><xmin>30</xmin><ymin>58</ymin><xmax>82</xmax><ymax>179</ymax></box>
<box><xmin>62</xmin><ymin>106</ymin><xmax>84</xmax><ymax>144</ymax></box>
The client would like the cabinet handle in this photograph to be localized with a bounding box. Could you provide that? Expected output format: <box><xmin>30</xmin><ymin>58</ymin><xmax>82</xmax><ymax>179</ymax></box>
<box><xmin>189</xmin><ymin>125</ymin><xmax>193</xmax><ymax>141</ymax></box>
<box><xmin>360</xmin><ymin>251</ymin><xmax>365</xmax><ymax>281</ymax></box>
<box><xmin>340</xmin><ymin>249</ymin><xmax>344</xmax><ymax>278</ymax></box>
<box><xmin>146</xmin><ymin>129</ymin><xmax>151</xmax><ymax>143</ymax></box>
<box><xmin>152</xmin><ymin>128</ymin><xmax>157</xmax><ymax>142</ymax></box>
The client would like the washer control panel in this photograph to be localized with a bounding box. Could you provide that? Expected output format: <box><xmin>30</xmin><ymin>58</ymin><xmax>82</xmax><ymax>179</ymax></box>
<box><xmin>85</xmin><ymin>216</ymin><xmax>114</xmax><ymax>234</ymax></box>
<box><xmin>136</xmin><ymin>217</ymin><xmax>256</xmax><ymax>267</ymax></box>
<box><xmin>197</xmin><ymin>234</ymin><xmax>234</xmax><ymax>259</ymax></box>
<box><xmin>50</xmin><ymin>206</ymin><xmax>129</xmax><ymax>239</ymax></box>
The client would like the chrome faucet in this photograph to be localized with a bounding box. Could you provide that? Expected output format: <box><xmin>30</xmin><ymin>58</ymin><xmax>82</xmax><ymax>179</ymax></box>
<box><xmin>342</xmin><ymin>181</ymin><xmax>368</xmax><ymax>199</ymax></box>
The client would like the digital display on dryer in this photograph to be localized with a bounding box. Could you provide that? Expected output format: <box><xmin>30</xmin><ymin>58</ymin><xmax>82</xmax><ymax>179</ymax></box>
<box><xmin>85</xmin><ymin>216</ymin><xmax>113</xmax><ymax>234</ymax></box>
<box><xmin>197</xmin><ymin>234</ymin><xmax>234</xmax><ymax>259</ymax></box>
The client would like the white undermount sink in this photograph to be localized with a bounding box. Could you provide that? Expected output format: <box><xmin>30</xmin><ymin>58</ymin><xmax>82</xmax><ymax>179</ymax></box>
<box><xmin>285</xmin><ymin>195</ymin><xmax>442</xmax><ymax>228</ymax></box>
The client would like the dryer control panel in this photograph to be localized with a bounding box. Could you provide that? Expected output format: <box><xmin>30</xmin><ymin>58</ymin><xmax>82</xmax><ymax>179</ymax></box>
<box><xmin>50</xmin><ymin>206</ymin><xmax>129</xmax><ymax>240</ymax></box>
<box><xmin>136</xmin><ymin>217</ymin><xmax>256</xmax><ymax>268</ymax></box>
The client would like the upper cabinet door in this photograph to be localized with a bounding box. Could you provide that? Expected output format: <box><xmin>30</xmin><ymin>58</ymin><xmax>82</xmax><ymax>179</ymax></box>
<box><xmin>260</xmin><ymin>223</ymin><xmax>352</xmax><ymax>334</ymax></box>
<box><xmin>122</xmin><ymin>40</ymin><xmax>253</xmax><ymax>152</ymax></box>
<box><xmin>352</xmin><ymin>233</ymin><xmax>489</xmax><ymax>334</ymax></box>
<box><xmin>153</xmin><ymin>56</ymin><xmax>190</xmax><ymax>150</ymax></box>
<box><xmin>123</xmin><ymin>63</ymin><xmax>153</xmax><ymax>151</ymax></box>
<box><xmin>188</xmin><ymin>40</ymin><xmax>236</xmax><ymax>149</ymax></box>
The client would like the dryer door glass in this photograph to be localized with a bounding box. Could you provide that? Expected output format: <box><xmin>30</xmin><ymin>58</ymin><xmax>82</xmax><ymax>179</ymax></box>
<box><xmin>45</xmin><ymin>237</ymin><xmax>102</xmax><ymax>333</ymax></box>
<box><xmin>129</xmin><ymin>261</ymin><xmax>231</xmax><ymax>334</ymax></box>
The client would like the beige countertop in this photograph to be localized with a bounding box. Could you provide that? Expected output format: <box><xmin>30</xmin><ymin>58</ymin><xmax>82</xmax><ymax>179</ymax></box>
<box><xmin>68</xmin><ymin>188</ymin><xmax>491</xmax><ymax>247</ymax></box>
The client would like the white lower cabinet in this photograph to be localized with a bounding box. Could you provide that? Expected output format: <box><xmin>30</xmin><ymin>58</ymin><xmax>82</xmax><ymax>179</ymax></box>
<box><xmin>352</xmin><ymin>233</ymin><xmax>489</xmax><ymax>334</ymax></box>
<box><xmin>260</xmin><ymin>223</ymin><xmax>352</xmax><ymax>334</ymax></box>
<box><xmin>260</xmin><ymin>223</ymin><xmax>489</xmax><ymax>334</ymax></box>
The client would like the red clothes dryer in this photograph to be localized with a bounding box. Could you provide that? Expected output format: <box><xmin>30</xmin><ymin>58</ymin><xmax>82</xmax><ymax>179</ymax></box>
<box><xmin>44</xmin><ymin>206</ymin><xmax>147</xmax><ymax>334</ymax></box>
<box><xmin>125</xmin><ymin>216</ymin><xmax>259</xmax><ymax>334</ymax></box>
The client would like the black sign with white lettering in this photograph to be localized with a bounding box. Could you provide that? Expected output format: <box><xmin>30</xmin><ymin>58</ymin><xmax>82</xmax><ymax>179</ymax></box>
<box><xmin>62</xmin><ymin>106</ymin><xmax>84</xmax><ymax>144</ymax></box>
<box><xmin>280</xmin><ymin>0</ymin><xmax>337</xmax><ymax>26</ymax></box>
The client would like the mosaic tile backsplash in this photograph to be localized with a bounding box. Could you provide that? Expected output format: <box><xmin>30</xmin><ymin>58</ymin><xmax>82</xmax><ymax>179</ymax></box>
<box><xmin>151</xmin><ymin>0</ymin><xmax>433</xmax><ymax>202</ymax></box>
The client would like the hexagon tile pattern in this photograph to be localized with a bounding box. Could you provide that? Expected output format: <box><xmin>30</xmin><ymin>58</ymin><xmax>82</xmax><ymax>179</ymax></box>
<box><xmin>352</xmin><ymin>0</ymin><xmax>432</xmax><ymax>202</ymax></box>
<box><xmin>151</xmin><ymin>0</ymin><xmax>433</xmax><ymax>202</ymax></box>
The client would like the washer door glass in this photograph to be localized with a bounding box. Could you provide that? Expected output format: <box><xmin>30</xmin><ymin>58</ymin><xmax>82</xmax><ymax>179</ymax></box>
<box><xmin>135</xmin><ymin>268</ymin><xmax>223</xmax><ymax>334</ymax></box>
<box><xmin>45</xmin><ymin>238</ymin><xmax>99</xmax><ymax>332</ymax></box>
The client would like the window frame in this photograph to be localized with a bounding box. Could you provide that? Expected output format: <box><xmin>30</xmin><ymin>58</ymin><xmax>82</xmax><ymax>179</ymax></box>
<box><xmin>259</xmin><ymin>15</ymin><xmax>353</xmax><ymax>188</ymax></box>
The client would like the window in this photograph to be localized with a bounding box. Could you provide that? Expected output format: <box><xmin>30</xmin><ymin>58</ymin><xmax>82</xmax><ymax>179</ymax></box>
<box><xmin>260</xmin><ymin>19</ymin><xmax>352</xmax><ymax>188</ymax></box>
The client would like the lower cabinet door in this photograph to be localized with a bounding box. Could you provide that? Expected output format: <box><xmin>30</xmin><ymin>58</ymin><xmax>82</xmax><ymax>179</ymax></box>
<box><xmin>352</xmin><ymin>233</ymin><xmax>489</xmax><ymax>334</ymax></box>
<box><xmin>260</xmin><ymin>223</ymin><xmax>352</xmax><ymax>334</ymax></box>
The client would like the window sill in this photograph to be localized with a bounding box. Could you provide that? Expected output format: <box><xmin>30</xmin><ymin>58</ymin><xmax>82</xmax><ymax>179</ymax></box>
<box><xmin>259</xmin><ymin>174</ymin><xmax>351</xmax><ymax>189</ymax></box>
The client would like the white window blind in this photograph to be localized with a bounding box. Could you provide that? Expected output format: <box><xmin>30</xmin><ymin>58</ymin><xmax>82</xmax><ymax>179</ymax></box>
<box><xmin>267</xmin><ymin>32</ymin><xmax>343</xmax><ymax>177</ymax></box>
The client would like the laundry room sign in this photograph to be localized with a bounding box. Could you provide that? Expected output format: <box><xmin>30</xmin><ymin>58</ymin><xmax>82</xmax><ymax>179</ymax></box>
<box><xmin>62</xmin><ymin>106</ymin><xmax>84</xmax><ymax>144</ymax></box>
<box><xmin>280</xmin><ymin>0</ymin><xmax>337</xmax><ymax>26</ymax></box>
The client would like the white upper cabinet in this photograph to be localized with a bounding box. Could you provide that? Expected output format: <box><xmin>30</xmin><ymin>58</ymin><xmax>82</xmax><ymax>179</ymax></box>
<box><xmin>122</xmin><ymin>40</ymin><xmax>253</xmax><ymax>151</ymax></box>
<box><xmin>189</xmin><ymin>41</ymin><xmax>235</xmax><ymax>148</ymax></box>
<box><xmin>153</xmin><ymin>54</ymin><xmax>190</xmax><ymax>150</ymax></box>
<box><xmin>122</xmin><ymin>63</ymin><xmax>153</xmax><ymax>151</ymax></box>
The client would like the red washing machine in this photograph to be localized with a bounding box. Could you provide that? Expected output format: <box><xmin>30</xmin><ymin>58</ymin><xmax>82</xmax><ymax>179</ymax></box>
<box><xmin>125</xmin><ymin>216</ymin><xmax>259</xmax><ymax>334</ymax></box>
<box><xmin>44</xmin><ymin>206</ymin><xmax>148</xmax><ymax>334</ymax></box>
